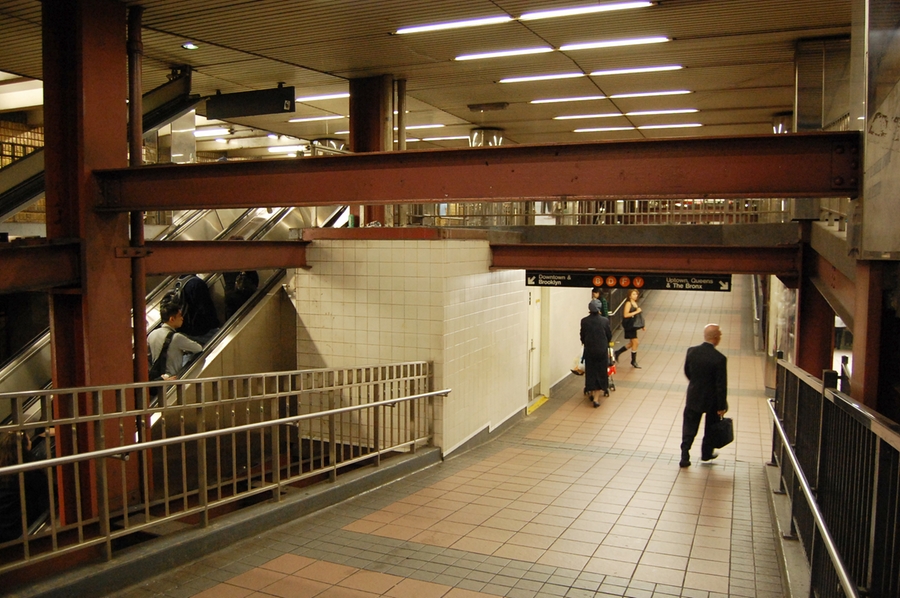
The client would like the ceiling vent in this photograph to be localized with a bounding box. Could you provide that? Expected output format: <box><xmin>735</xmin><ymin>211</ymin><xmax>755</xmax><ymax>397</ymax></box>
<box><xmin>467</xmin><ymin>102</ymin><xmax>508</xmax><ymax>112</ymax></box>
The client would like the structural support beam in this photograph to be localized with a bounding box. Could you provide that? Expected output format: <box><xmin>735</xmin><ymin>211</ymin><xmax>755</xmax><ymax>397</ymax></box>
<box><xmin>141</xmin><ymin>241</ymin><xmax>308</xmax><ymax>275</ymax></box>
<box><xmin>0</xmin><ymin>242</ymin><xmax>80</xmax><ymax>293</ymax></box>
<box><xmin>852</xmin><ymin>261</ymin><xmax>882</xmax><ymax>409</ymax></box>
<box><xmin>490</xmin><ymin>244</ymin><xmax>801</xmax><ymax>277</ymax></box>
<box><xmin>96</xmin><ymin>132</ymin><xmax>860</xmax><ymax>212</ymax></box>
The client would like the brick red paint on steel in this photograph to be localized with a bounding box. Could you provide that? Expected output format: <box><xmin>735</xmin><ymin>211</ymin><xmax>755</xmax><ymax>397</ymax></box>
<box><xmin>95</xmin><ymin>132</ymin><xmax>860</xmax><ymax>211</ymax></box>
<box><xmin>490</xmin><ymin>244</ymin><xmax>800</xmax><ymax>277</ymax></box>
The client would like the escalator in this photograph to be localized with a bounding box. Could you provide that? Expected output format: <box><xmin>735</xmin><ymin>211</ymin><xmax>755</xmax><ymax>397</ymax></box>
<box><xmin>0</xmin><ymin>204</ymin><xmax>346</xmax><ymax>405</ymax></box>
<box><xmin>0</xmin><ymin>69</ymin><xmax>199</xmax><ymax>224</ymax></box>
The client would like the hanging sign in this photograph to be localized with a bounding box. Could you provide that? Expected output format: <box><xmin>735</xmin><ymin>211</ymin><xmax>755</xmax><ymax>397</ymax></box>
<box><xmin>525</xmin><ymin>271</ymin><xmax>732</xmax><ymax>292</ymax></box>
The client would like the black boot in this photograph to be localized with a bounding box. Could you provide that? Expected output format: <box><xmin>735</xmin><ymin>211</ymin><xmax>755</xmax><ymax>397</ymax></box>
<box><xmin>631</xmin><ymin>352</ymin><xmax>641</xmax><ymax>368</ymax></box>
<box><xmin>614</xmin><ymin>346</ymin><xmax>627</xmax><ymax>363</ymax></box>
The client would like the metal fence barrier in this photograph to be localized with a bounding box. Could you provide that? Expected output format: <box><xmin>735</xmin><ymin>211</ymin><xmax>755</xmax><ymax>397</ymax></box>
<box><xmin>771</xmin><ymin>359</ymin><xmax>900</xmax><ymax>597</ymax></box>
<box><xmin>0</xmin><ymin>362</ymin><xmax>443</xmax><ymax>575</ymax></box>
<box><xmin>401</xmin><ymin>197</ymin><xmax>792</xmax><ymax>227</ymax></box>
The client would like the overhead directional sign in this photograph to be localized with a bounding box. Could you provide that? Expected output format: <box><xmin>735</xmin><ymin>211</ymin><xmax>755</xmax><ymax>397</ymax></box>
<box><xmin>525</xmin><ymin>272</ymin><xmax>732</xmax><ymax>292</ymax></box>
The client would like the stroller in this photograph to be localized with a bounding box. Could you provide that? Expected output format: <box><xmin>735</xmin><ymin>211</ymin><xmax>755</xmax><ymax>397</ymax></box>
<box><xmin>607</xmin><ymin>347</ymin><xmax>617</xmax><ymax>392</ymax></box>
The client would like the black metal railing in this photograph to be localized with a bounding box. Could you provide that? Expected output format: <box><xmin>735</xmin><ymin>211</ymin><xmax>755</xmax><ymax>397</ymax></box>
<box><xmin>772</xmin><ymin>359</ymin><xmax>900</xmax><ymax>597</ymax></box>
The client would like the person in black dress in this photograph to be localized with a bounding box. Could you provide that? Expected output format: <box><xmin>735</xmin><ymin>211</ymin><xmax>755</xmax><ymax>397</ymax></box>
<box><xmin>580</xmin><ymin>300</ymin><xmax>613</xmax><ymax>407</ymax></box>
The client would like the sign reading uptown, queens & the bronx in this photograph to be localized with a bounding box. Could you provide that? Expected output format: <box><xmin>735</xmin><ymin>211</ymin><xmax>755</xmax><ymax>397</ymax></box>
<box><xmin>525</xmin><ymin>272</ymin><xmax>732</xmax><ymax>292</ymax></box>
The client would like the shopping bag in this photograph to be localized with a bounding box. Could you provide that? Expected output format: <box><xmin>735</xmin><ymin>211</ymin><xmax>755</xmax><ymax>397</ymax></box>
<box><xmin>709</xmin><ymin>416</ymin><xmax>734</xmax><ymax>448</ymax></box>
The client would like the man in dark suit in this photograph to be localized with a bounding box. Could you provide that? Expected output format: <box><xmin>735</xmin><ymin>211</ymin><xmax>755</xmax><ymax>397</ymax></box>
<box><xmin>680</xmin><ymin>323</ymin><xmax>728</xmax><ymax>467</ymax></box>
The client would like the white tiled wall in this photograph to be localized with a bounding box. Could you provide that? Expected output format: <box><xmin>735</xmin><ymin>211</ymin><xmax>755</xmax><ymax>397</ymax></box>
<box><xmin>293</xmin><ymin>239</ymin><xmax>528</xmax><ymax>454</ymax></box>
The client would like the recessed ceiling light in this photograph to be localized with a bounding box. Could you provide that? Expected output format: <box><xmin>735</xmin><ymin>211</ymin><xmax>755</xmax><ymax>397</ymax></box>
<box><xmin>531</xmin><ymin>95</ymin><xmax>607</xmax><ymax>104</ymax></box>
<box><xmin>296</xmin><ymin>92</ymin><xmax>350</xmax><ymax>102</ymax></box>
<box><xmin>610</xmin><ymin>90</ymin><xmax>691</xmax><ymax>98</ymax></box>
<box><xmin>456</xmin><ymin>47</ymin><xmax>553</xmax><ymax>61</ymax></box>
<box><xmin>287</xmin><ymin>115</ymin><xmax>345</xmax><ymax>123</ymax></box>
<box><xmin>394</xmin><ymin>124</ymin><xmax>445</xmax><ymax>130</ymax></box>
<box><xmin>554</xmin><ymin>113</ymin><xmax>622</xmax><ymax>120</ymax></box>
<box><xmin>182</xmin><ymin>42</ymin><xmax>199</xmax><ymax>50</ymax></box>
<box><xmin>267</xmin><ymin>133</ymin><xmax>278</xmax><ymax>139</ymax></box>
<box><xmin>637</xmin><ymin>123</ymin><xmax>703</xmax><ymax>129</ymax></box>
<box><xmin>396</xmin><ymin>138</ymin><xmax>422</xmax><ymax>143</ymax></box>
<box><xmin>334</xmin><ymin>130</ymin><xmax>350</xmax><ymax>135</ymax></box>
<box><xmin>193</xmin><ymin>127</ymin><xmax>230</xmax><ymax>137</ymax></box>
<box><xmin>214</xmin><ymin>138</ymin><xmax>227</xmax><ymax>143</ymax></box>
<box><xmin>500</xmin><ymin>73</ymin><xmax>585</xmax><ymax>83</ymax></box>
<box><xmin>268</xmin><ymin>145</ymin><xmax>307</xmax><ymax>153</ymax></box>
<box><xmin>626</xmin><ymin>109</ymin><xmax>697</xmax><ymax>116</ymax></box>
<box><xmin>561</xmin><ymin>36</ymin><xmax>669</xmax><ymax>52</ymax></box>
<box><xmin>591</xmin><ymin>65</ymin><xmax>682</xmax><ymax>76</ymax></box>
<box><xmin>520</xmin><ymin>2</ymin><xmax>653</xmax><ymax>21</ymax></box>
<box><xmin>422</xmin><ymin>135</ymin><xmax>470</xmax><ymax>141</ymax></box>
<box><xmin>575</xmin><ymin>126</ymin><xmax>636</xmax><ymax>132</ymax></box>
<box><xmin>396</xmin><ymin>15</ymin><xmax>513</xmax><ymax>35</ymax></box>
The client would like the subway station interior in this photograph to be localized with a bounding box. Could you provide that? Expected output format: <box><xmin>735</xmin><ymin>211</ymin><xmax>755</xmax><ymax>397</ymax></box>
<box><xmin>1</xmin><ymin>0</ymin><xmax>900</xmax><ymax>596</ymax></box>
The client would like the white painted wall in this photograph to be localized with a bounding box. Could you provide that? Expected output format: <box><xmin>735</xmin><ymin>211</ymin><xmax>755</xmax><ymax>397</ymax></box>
<box><xmin>293</xmin><ymin>239</ymin><xmax>527</xmax><ymax>455</ymax></box>
<box><xmin>546</xmin><ymin>287</ymin><xmax>592</xmax><ymax>391</ymax></box>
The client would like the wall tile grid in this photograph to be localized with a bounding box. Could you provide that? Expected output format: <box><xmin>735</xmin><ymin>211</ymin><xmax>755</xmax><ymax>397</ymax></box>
<box><xmin>293</xmin><ymin>239</ymin><xmax>528</xmax><ymax>453</ymax></box>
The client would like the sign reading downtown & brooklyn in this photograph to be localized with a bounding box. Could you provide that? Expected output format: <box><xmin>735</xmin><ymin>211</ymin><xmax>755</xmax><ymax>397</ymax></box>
<box><xmin>525</xmin><ymin>271</ymin><xmax>732</xmax><ymax>292</ymax></box>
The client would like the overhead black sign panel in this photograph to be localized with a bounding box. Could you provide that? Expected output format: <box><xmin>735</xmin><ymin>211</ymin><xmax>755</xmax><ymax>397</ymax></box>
<box><xmin>525</xmin><ymin>271</ymin><xmax>732</xmax><ymax>292</ymax></box>
<box><xmin>206</xmin><ymin>86</ymin><xmax>295</xmax><ymax>119</ymax></box>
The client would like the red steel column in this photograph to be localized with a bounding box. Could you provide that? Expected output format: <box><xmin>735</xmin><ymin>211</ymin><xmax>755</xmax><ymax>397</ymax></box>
<box><xmin>851</xmin><ymin>261</ymin><xmax>882</xmax><ymax>409</ymax></box>
<box><xmin>43</xmin><ymin>0</ymin><xmax>135</xmax><ymax>521</ymax></box>
<box><xmin>129</xmin><ymin>6</ymin><xmax>149</xmax><ymax>382</ymax></box>
<box><xmin>796</xmin><ymin>242</ymin><xmax>834</xmax><ymax>376</ymax></box>
<box><xmin>349</xmin><ymin>74</ymin><xmax>392</xmax><ymax>225</ymax></box>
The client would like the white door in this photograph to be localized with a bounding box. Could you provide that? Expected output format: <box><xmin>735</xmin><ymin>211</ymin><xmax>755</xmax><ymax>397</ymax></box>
<box><xmin>527</xmin><ymin>289</ymin><xmax>542</xmax><ymax>402</ymax></box>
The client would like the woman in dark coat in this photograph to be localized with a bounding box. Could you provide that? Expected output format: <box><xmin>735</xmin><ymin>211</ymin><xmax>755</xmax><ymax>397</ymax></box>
<box><xmin>580</xmin><ymin>299</ymin><xmax>613</xmax><ymax>407</ymax></box>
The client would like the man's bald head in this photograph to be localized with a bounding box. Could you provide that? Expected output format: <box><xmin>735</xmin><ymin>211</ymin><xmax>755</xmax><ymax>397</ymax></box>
<box><xmin>704</xmin><ymin>324</ymin><xmax>722</xmax><ymax>345</ymax></box>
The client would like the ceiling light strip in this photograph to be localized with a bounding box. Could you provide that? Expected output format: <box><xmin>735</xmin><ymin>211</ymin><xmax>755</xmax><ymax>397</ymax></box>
<box><xmin>396</xmin><ymin>16</ymin><xmax>513</xmax><ymax>35</ymax></box>
<box><xmin>561</xmin><ymin>36</ymin><xmax>669</xmax><ymax>52</ymax></box>
<box><xmin>520</xmin><ymin>1</ymin><xmax>653</xmax><ymax>21</ymax></box>
<box><xmin>591</xmin><ymin>65</ymin><xmax>682</xmax><ymax>76</ymax></box>
<box><xmin>500</xmin><ymin>73</ymin><xmax>585</xmax><ymax>83</ymax></box>
<box><xmin>456</xmin><ymin>47</ymin><xmax>553</xmax><ymax>61</ymax></box>
<box><xmin>288</xmin><ymin>115</ymin><xmax>345</xmax><ymax>123</ymax></box>
<box><xmin>531</xmin><ymin>95</ymin><xmax>607</xmax><ymax>104</ymax></box>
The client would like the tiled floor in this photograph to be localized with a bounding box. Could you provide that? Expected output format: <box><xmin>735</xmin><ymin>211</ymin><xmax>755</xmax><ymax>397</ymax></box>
<box><xmin>111</xmin><ymin>276</ymin><xmax>784</xmax><ymax>598</ymax></box>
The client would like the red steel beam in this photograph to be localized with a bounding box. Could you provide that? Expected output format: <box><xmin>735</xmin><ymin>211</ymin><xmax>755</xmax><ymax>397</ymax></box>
<box><xmin>142</xmin><ymin>240</ymin><xmax>308</xmax><ymax>275</ymax></box>
<box><xmin>96</xmin><ymin>132</ymin><xmax>860</xmax><ymax>212</ymax></box>
<box><xmin>490</xmin><ymin>244</ymin><xmax>801</xmax><ymax>277</ymax></box>
<box><xmin>0</xmin><ymin>242</ymin><xmax>81</xmax><ymax>293</ymax></box>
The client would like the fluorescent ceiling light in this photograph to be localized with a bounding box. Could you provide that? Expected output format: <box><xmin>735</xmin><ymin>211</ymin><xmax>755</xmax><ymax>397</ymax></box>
<box><xmin>554</xmin><ymin>113</ymin><xmax>622</xmax><ymax>120</ymax></box>
<box><xmin>561</xmin><ymin>36</ymin><xmax>669</xmax><ymax>52</ymax></box>
<box><xmin>422</xmin><ymin>135</ymin><xmax>470</xmax><ymax>141</ymax></box>
<box><xmin>334</xmin><ymin>130</ymin><xmax>350</xmax><ymax>135</ymax></box>
<box><xmin>193</xmin><ymin>128</ymin><xmax>230</xmax><ymax>137</ymax></box>
<box><xmin>296</xmin><ymin>92</ymin><xmax>350</xmax><ymax>102</ymax></box>
<box><xmin>214</xmin><ymin>138</ymin><xmax>226</xmax><ymax>143</ymax></box>
<box><xmin>267</xmin><ymin>133</ymin><xmax>278</xmax><ymax>139</ymax></box>
<box><xmin>500</xmin><ymin>72</ymin><xmax>585</xmax><ymax>83</ymax></box>
<box><xmin>637</xmin><ymin>123</ymin><xmax>702</xmax><ymax>129</ymax></box>
<box><xmin>394</xmin><ymin>124</ymin><xmax>445</xmax><ymax>130</ymax></box>
<box><xmin>610</xmin><ymin>90</ymin><xmax>691</xmax><ymax>98</ymax></box>
<box><xmin>521</xmin><ymin>1</ymin><xmax>652</xmax><ymax>21</ymax></box>
<box><xmin>396</xmin><ymin>138</ymin><xmax>422</xmax><ymax>142</ymax></box>
<box><xmin>456</xmin><ymin>47</ymin><xmax>553</xmax><ymax>61</ymax></box>
<box><xmin>575</xmin><ymin>126</ymin><xmax>636</xmax><ymax>132</ymax></box>
<box><xmin>182</xmin><ymin>42</ymin><xmax>199</xmax><ymax>50</ymax></box>
<box><xmin>268</xmin><ymin>145</ymin><xmax>307</xmax><ymax>153</ymax></box>
<box><xmin>396</xmin><ymin>15</ymin><xmax>512</xmax><ymax>35</ymax></box>
<box><xmin>531</xmin><ymin>95</ymin><xmax>607</xmax><ymax>104</ymax></box>
<box><xmin>288</xmin><ymin>115</ymin><xmax>345</xmax><ymax>123</ymax></box>
<box><xmin>626</xmin><ymin>108</ymin><xmax>697</xmax><ymax>116</ymax></box>
<box><xmin>591</xmin><ymin>65</ymin><xmax>682</xmax><ymax>76</ymax></box>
